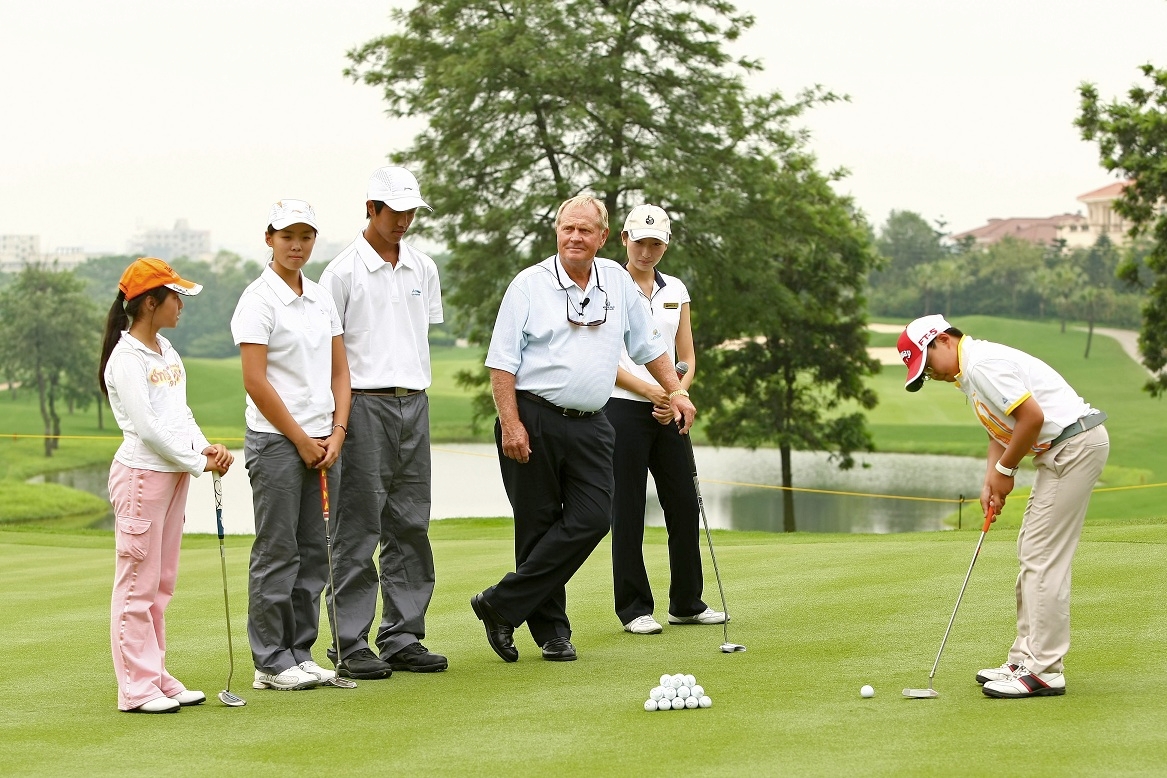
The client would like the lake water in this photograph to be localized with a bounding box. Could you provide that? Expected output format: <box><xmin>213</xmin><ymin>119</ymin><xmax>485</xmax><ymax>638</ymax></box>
<box><xmin>33</xmin><ymin>444</ymin><xmax>1028</xmax><ymax>535</ymax></box>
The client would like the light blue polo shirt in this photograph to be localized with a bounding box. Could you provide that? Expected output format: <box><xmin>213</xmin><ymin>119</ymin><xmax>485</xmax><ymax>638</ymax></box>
<box><xmin>486</xmin><ymin>255</ymin><xmax>666</xmax><ymax>411</ymax></box>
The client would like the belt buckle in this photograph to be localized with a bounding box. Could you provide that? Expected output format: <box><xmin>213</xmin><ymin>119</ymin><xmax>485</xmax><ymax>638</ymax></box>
<box><xmin>395</xmin><ymin>387</ymin><xmax>409</xmax><ymax>397</ymax></box>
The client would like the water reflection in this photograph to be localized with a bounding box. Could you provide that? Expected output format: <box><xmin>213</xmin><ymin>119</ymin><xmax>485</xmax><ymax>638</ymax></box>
<box><xmin>32</xmin><ymin>445</ymin><xmax>1028</xmax><ymax>535</ymax></box>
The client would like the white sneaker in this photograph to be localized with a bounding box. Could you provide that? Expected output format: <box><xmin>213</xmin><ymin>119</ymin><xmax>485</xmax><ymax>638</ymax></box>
<box><xmin>668</xmin><ymin>607</ymin><xmax>729</xmax><ymax>625</ymax></box>
<box><xmin>252</xmin><ymin>666</ymin><xmax>320</xmax><ymax>691</ymax></box>
<box><xmin>299</xmin><ymin>660</ymin><xmax>337</xmax><ymax>683</ymax></box>
<box><xmin>975</xmin><ymin>663</ymin><xmax>1019</xmax><ymax>685</ymax></box>
<box><xmin>130</xmin><ymin>696</ymin><xmax>180</xmax><ymax>713</ymax></box>
<box><xmin>623</xmin><ymin>615</ymin><xmax>663</xmax><ymax>634</ymax></box>
<box><xmin>169</xmin><ymin>689</ymin><xmax>206</xmax><ymax>706</ymax></box>
<box><xmin>982</xmin><ymin>664</ymin><xmax>1066</xmax><ymax>698</ymax></box>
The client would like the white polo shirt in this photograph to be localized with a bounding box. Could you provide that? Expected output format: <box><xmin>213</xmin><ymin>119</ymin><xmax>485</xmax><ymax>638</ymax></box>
<box><xmin>231</xmin><ymin>266</ymin><xmax>344</xmax><ymax>437</ymax></box>
<box><xmin>486</xmin><ymin>255</ymin><xmax>666</xmax><ymax>412</ymax></box>
<box><xmin>319</xmin><ymin>233</ymin><xmax>443</xmax><ymax>390</ymax></box>
<box><xmin>955</xmin><ymin>336</ymin><xmax>1096</xmax><ymax>454</ymax></box>
<box><xmin>104</xmin><ymin>332</ymin><xmax>211</xmax><ymax>475</ymax></box>
<box><xmin>611</xmin><ymin>268</ymin><xmax>690</xmax><ymax>402</ymax></box>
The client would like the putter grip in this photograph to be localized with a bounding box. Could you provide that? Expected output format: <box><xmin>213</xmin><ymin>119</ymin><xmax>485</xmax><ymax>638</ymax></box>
<box><xmin>982</xmin><ymin>507</ymin><xmax>996</xmax><ymax>533</ymax></box>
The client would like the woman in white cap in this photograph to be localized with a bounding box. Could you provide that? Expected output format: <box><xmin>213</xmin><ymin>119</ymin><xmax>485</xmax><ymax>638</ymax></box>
<box><xmin>230</xmin><ymin>200</ymin><xmax>349</xmax><ymax>691</ymax></box>
<box><xmin>606</xmin><ymin>204</ymin><xmax>725</xmax><ymax>635</ymax></box>
<box><xmin>100</xmin><ymin>257</ymin><xmax>235</xmax><ymax>712</ymax></box>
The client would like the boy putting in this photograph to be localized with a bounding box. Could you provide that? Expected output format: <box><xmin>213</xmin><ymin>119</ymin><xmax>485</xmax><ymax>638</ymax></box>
<box><xmin>898</xmin><ymin>315</ymin><xmax>1109</xmax><ymax>698</ymax></box>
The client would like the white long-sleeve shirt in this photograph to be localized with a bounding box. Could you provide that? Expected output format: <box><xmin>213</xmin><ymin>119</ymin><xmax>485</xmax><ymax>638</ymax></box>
<box><xmin>104</xmin><ymin>332</ymin><xmax>211</xmax><ymax>475</ymax></box>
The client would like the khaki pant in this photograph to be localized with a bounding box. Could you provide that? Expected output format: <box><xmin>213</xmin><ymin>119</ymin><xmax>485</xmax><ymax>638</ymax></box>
<box><xmin>1009</xmin><ymin>425</ymin><xmax>1109</xmax><ymax>674</ymax></box>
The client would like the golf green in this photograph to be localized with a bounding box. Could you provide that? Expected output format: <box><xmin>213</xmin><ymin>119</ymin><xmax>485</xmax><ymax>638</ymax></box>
<box><xmin>2</xmin><ymin>518</ymin><xmax>1164</xmax><ymax>776</ymax></box>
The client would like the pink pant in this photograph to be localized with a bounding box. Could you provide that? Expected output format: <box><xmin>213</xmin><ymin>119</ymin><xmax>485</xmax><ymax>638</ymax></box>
<box><xmin>109</xmin><ymin>463</ymin><xmax>191</xmax><ymax>710</ymax></box>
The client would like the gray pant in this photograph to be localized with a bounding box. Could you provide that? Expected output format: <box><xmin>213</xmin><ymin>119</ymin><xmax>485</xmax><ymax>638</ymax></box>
<box><xmin>328</xmin><ymin>392</ymin><xmax>434</xmax><ymax>661</ymax></box>
<box><xmin>244</xmin><ymin>431</ymin><xmax>339</xmax><ymax>674</ymax></box>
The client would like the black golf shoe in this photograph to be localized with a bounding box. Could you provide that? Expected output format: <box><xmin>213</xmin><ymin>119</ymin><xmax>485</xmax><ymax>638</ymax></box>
<box><xmin>337</xmin><ymin>648</ymin><xmax>393</xmax><ymax>680</ymax></box>
<box><xmin>385</xmin><ymin>642</ymin><xmax>448</xmax><ymax>672</ymax></box>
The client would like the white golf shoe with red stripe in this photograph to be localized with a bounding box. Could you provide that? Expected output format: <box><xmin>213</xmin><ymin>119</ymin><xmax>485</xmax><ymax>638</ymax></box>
<box><xmin>982</xmin><ymin>664</ymin><xmax>1066</xmax><ymax>698</ymax></box>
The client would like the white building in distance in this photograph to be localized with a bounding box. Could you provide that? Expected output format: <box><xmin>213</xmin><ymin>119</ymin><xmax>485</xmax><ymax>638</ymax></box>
<box><xmin>0</xmin><ymin>235</ymin><xmax>90</xmax><ymax>273</ymax></box>
<box><xmin>128</xmin><ymin>218</ymin><xmax>212</xmax><ymax>262</ymax></box>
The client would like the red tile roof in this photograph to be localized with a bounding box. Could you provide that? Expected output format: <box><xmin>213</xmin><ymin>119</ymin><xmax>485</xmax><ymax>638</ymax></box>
<box><xmin>1077</xmin><ymin>181</ymin><xmax>1131</xmax><ymax>202</ymax></box>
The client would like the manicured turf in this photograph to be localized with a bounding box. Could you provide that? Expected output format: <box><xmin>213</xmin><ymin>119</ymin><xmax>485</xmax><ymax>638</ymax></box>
<box><xmin>2</xmin><ymin>518</ymin><xmax>1165</xmax><ymax>776</ymax></box>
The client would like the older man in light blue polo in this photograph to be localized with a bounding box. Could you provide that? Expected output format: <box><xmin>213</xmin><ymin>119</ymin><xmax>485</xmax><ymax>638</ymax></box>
<box><xmin>470</xmin><ymin>194</ymin><xmax>697</xmax><ymax>663</ymax></box>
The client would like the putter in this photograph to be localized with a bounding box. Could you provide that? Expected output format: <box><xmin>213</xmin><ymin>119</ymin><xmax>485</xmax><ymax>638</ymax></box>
<box><xmin>903</xmin><ymin>506</ymin><xmax>996</xmax><ymax>699</ymax></box>
<box><xmin>675</xmin><ymin>362</ymin><xmax>745</xmax><ymax>653</ymax></box>
<box><xmin>319</xmin><ymin>469</ymin><xmax>357</xmax><ymax>688</ymax></box>
<box><xmin>212</xmin><ymin>472</ymin><xmax>246</xmax><ymax>707</ymax></box>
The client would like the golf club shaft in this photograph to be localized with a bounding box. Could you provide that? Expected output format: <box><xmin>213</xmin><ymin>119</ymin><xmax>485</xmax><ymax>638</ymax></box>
<box><xmin>684</xmin><ymin>435</ymin><xmax>732</xmax><ymax>646</ymax></box>
<box><xmin>213</xmin><ymin>472</ymin><xmax>236</xmax><ymax>692</ymax></box>
<box><xmin>928</xmin><ymin>508</ymin><xmax>995</xmax><ymax>682</ymax></box>
<box><xmin>319</xmin><ymin>468</ymin><xmax>345</xmax><ymax>678</ymax></box>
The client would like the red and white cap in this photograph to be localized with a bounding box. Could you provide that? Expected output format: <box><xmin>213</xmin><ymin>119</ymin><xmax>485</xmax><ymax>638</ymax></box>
<box><xmin>898</xmin><ymin>314</ymin><xmax>951</xmax><ymax>392</ymax></box>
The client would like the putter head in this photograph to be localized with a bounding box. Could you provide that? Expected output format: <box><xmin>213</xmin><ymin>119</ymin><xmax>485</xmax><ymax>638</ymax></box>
<box><xmin>218</xmin><ymin>690</ymin><xmax>246</xmax><ymax>707</ymax></box>
<box><xmin>720</xmin><ymin>642</ymin><xmax>746</xmax><ymax>653</ymax></box>
<box><xmin>325</xmin><ymin>676</ymin><xmax>358</xmax><ymax>689</ymax></box>
<box><xmin>902</xmin><ymin>687</ymin><xmax>940</xmax><ymax>699</ymax></box>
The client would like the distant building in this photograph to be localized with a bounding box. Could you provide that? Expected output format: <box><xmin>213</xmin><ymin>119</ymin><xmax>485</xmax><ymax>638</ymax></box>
<box><xmin>128</xmin><ymin>218</ymin><xmax>212</xmax><ymax>261</ymax></box>
<box><xmin>0</xmin><ymin>235</ymin><xmax>89</xmax><ymax>272</ymax></box>
<box><xmin>951</xmin><ymin>181</ymin><xmax>1136</xmax><ymax>249</ymax></box>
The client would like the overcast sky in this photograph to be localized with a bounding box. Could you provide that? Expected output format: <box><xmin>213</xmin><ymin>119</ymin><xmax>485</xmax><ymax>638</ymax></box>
<box><xmin>2</xmin><ymin>0</ymin><xmax>1165</xmax><ymax>258</ymax></box>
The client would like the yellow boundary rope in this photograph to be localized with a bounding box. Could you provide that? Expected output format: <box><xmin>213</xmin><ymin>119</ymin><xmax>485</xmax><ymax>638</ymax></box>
<box><xmin>7</xmin><ymin>435</ymin><xmax>1166</xmax><ymax>499</ymax></box>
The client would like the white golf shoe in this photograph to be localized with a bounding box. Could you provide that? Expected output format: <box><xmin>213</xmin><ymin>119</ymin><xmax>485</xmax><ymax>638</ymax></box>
<box><xmin>169</xmin><ymin>689</ymin><xmax>206</xmax><ymax>706</ymax></box>
<box><xmin>623</xmin><ymin>615</ymin><xmax>663</xmax><ymax>634</ymax></box>
<box><xmin>975</xmin><ymin>662</ymin><xmax>1020</xmax><ymax>685</ymax></box>
<box><xmin>253</xmin><ymin>666</ymin><xmax>320</xmax><ymax>691</ymax></box>
<box><xmin>299</xmin><ymin>660</ymin><xmax>337</xmax><ymax>683</ymax></box>
<box><xmin>129</xmin><ymin>696</ymin><xmax>180</xmax><ymax>713</ymax></box>
<box><xmin>982</xmin><ymin>664</ymin><xmax>1066</xmax><ymax>698</ymax></box>
<box><xmin>668</xmin><ymin>607</ymin><xmax>729</xmax><ymax>625</ymax></box>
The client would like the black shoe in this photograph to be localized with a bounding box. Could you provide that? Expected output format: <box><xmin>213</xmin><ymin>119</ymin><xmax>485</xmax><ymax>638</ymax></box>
<box><xmin>471</xmin><ymin>592</ymin><xmax>518</xmax><ymax>662</ymax></box>
<box><xmin>337</xmin><ymin>647</ymin><xmax>393</xmax><ymax>680</ymax></box>
<box><xmin>386</xmin><ymin>642</ymin><xmax>448</xmax><ymax>673</ymax></box>
<box><xmin>541</xmin><ymin>637</ymin><xmax>577</xmax><ymax>662</ymax></box>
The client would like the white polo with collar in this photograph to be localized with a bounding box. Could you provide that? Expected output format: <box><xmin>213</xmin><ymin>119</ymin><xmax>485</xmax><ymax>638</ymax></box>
<box><xmin>319</xmin><ymin>233</ymin><xmax>444</xmax><ymax>391</ymax></box>
<box><xmin>231</xmin><ymin>265</ymin><xmax>344</xmax><ymax>437</ymax></box>
<box><xmin>486</xmin><ymin>255</ymin><xmax>666</xmax><ymax>412</ymax></box>
<box><xmin>611</xmin><ymin>267</ymin><xmax>690</xmax><ymax>402</ymax></box>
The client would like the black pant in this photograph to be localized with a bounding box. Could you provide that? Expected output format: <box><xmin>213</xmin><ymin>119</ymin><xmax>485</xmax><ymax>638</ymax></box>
<box><xmin>488</xmin><ymin>396</ymin><xmax>614</xmax><ymax>646</ymax></box>
<box><xmin>606</xmin><ymin>397</ymin><xmax>706</xmax><ymax>624</ymax></box>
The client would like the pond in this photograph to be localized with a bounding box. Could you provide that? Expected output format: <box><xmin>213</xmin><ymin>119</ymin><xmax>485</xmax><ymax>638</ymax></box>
<box><xmin>32</xmin><ymin>444</ymin><xmax>1028</xmax><ymax>535</ymax></box>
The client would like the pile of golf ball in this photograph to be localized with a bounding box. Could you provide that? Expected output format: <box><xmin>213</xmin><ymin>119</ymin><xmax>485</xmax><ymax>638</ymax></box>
<box><xmin>644</xmin><ymin>673</ymin><xmax>712</xmax><ymax>711</ymax></box>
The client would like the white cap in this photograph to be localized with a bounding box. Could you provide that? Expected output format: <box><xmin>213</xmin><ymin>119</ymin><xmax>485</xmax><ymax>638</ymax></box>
<box><xmin>367</xmin><ymin>166</ymin><xmax>432</xmax><ymax>211</ymax></box>
<box><xmin>898</xmin><ymin>314</ymin><xmax>952</xmax><ymax>391</ymax></box>
<box><xmin>624</xmin><ymin>204</ymin><xmax>671</xmax><ymax>243</ymax></box>
<box><xmin>268</xmin><ymin>199</ymin><xmax>319</xmax><ymax>231</ymax></box>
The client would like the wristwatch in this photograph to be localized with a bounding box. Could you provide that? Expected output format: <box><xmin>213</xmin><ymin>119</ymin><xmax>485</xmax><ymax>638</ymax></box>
<box><xmin>994</xmin><ymin>460</ymin><xmax>1019</xmax><ymax>477</ymax></box>
<box><xmin>668</xmin><ymin>389</ymin><xmax>689</xmax><ymax>400</ymax></box>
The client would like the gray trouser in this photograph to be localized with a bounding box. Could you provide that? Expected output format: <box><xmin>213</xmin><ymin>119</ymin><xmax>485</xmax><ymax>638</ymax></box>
<box><xmin>328</xmin><ymin>391</ymin><xmax>434</xmax><ymax>661</ymax></box>
<box><xmin>1010</xmin><ymin>424</ymin><xmax>1109</xmax><ymax>674</ymax></box>
<box><xmin>244</xmin><ymin>431</ymin><xmax>339</xmax><ymax>674</ymax></box>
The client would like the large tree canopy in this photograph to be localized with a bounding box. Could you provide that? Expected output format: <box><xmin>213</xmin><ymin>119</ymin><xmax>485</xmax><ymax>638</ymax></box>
<box><xmin>348</xmin><ymin>0</ymin><xmax>880</xmax><ymax>528</ymax></box>
<box><xmin>1078</xmin><ymin>64</ymin><xmax>1167</xmax><ymax>395</ymax></box>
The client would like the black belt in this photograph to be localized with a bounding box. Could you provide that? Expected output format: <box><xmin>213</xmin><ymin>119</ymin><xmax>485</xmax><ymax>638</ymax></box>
<box><xmin>516</xmin><ymin>390</ymin><xmax>603</xmax><ymax>418</ymax></box>
<box><xmin>353</xmin><ymin>387</ymin><xmax>425</xmax><ymax>397</ymax></box>
<box><xmin>1049</xmin><ymin>411</ymin><xmax>1107</xmax><ymax>448</ymax></box>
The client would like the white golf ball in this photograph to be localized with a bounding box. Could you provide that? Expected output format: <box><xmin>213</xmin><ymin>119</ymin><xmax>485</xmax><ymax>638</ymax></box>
<box><xmin>677</xmin><ymin>686</ymin><xmax>690</xmax><ymax>699</ymax></box>
<box><xmin>649</xmin><ymin>687</ymin><xmax>664</xmax><ymax>701</ymax></box>
<box><xmin>684</xmin><ymin>674</ymin><xmax>696</xmax><ymax>688</ymax></box>
<box><xmin>644</xmin><ymin>699</ymin><xmax>659</xmax><ymax>711</ymax></box>
<box><xmin>662</xmin><ymin>686</ymin><xmax>676</xmax><ymax>701</ymax></box>
<box><xmin>684</xmin><ymin>696</ymin><xmax>699</xmax><ymax>709</ymax></box>
<box><xmin>691</xmin><ymin>684</ymin><xmax>704</xmax><ymax>698</ymax></box>
<box><xmin>671</xmin><ymin>697</ymin><xmax>685</xmax><ymax>710</ymax></box>
<box><xmin>861</xmin><ymin>685</ymin><xmax>875</xmax><ymax>698</ymax></box>
<box><xmin>660</xmin><ymin>674</ymin><xmax>671</xmax><ymax>687</ymax></box>
<box><xmin>671</xmin><ymin>674</ymin><xmax>685</xmax><ymax>687</ymax></box>
<box><xmin>699</xmin><ymin>695</ymin><xmax>712</xmax><ymax>708</ymax></box>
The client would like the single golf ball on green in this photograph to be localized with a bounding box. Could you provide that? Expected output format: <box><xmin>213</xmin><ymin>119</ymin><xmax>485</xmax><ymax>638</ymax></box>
<box><xmin>644</xmin><ymin>699</ymin><xmax>659</xmax><ymax>711</ymax></box>
<box><xmin>691</xmin><ymin>684</ymin><xmax>704</xmax><ymax>697</ymax></box>
<box><xmin>861</xmin><ymin>685</ymin><xmax>875</xmax><ymax>698</ymax></box>
<box><xmin>671</xmin><ymin>697</ymin><xmax>685</xmax><ymax>710</ymax></box>
<box><xmin>660</xmin><ymin>674</ymin><xmax>671</xmax><ymax>687</ymax></box>
<box><xmin>699</xmin><ymin>695</ymin><xmax>712</xmax><ymax>708</ymax></box>
<box><xmin>684</xmin><ymin>696</ymin><xmax>699</xmax><ymax>709</ymax></box>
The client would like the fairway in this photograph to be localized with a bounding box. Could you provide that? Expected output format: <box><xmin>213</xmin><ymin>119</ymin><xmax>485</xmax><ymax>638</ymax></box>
<box><xmin>2</xmin><ymin>519</ymin><xmax>1165</xmax><ymax>777</ymax></box>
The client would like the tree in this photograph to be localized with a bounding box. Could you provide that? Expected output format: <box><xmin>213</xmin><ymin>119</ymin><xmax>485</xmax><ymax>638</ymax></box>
<box><xmin>1078</xmin><ymin>64</ymin><xmax>1167</xmax><ymax>394</ymax></box>
<box><xmin>869</xmin><ymin>210</ymin><xmax>947</xmax><ymax>316</ymax></box>
<box><xmin>0</xmin><ymin>265</ymin><xmax>101</xmax><ymax>456</ymax></box>
<box><xmin>347</xmin><ymin>0</ymin><xmax>879</xmax><ymax>530</ymax></box>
